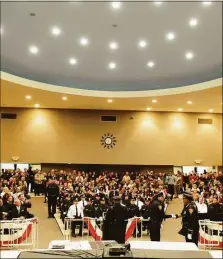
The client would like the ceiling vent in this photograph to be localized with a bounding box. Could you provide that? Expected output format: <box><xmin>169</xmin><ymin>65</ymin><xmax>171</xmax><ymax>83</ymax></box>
<box><xmin>101</xmin><ymin>115</ymin><xmax>117</xmax><ymax>122</ymax></box>
<box><xmin>1</xmin><ymin>113</ymin><xmax>17</xmax><ymax>119</ymax></box>
<box><xmin>198</xmin><ymin>118</ymin><xmax>213</xmax><ymax>124</ymax></box>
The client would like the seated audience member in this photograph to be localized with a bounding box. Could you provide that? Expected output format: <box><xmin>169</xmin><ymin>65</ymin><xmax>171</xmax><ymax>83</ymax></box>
<box><xmin>208</xmin><ymin>197</ymin><xmax>223</xmax><ymax>221</ymax></box>
<box><xmin>9</xmin><ymin>199</ymin><xmax>29</xmax><ymax>219</ymax></box>
<box><xmin>0</xmin><ymin>198</ymin><xmax>8</xmax><ymax>220</ymax></box>
<box><xmin>67</xmin><ymin>198</ymin><xmax>84</xmax><ymax>237</ymax></box>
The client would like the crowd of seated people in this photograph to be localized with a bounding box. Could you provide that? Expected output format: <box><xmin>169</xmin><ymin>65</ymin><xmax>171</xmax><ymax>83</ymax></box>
<box><xmin>1</xmin><ymin>167</ymin><xmax>223</xmax><ymax>227</ymax></box>
<box><xmin>0</xmin><ymin>169</ymin><xmax>34</xmax><ymax>220</ymax></box>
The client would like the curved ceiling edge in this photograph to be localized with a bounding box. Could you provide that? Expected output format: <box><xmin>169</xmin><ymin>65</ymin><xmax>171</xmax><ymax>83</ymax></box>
<box><xmin>1</xmin><ymin>71</ymin><xmax>222</xmax><ymax>98</ymax></box>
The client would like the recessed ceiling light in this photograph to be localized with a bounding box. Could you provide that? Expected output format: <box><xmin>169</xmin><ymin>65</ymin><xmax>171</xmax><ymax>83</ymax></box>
<box><xmin>108</xmin><ymin>62</ymin><xmax>116</xmax><ymax>69</ymax></box>
<box><xmin>187</xmin><ymin>100</ymin><xmax>193</xmax><ymax>104</ymax></box>
<box><xmin>107</xmin><ymin>99</ymin><xmax>113</xmax><ymax>103</ymax></box>
<box><xmin>111</xmin><ymin>1</ymin><xmax>121</xmax><ymax>9</ymax></box>
<box><xmin>62</xmin><ymin>96</ymin><xmax>67</xmax><ymax>101</ymax></box>
<box><xmin>25</xmin><ymin>95</ymin><xmax>32</xmax><ymax>100</ymax></box>
<box><xmin>152</xmin><ymin>99</ymin><xmax>157</xmax><ymax>103</ymax></box>
<box><xmin>146</xmin><ymin>107</ymin><xmax>151</xmax><ymax>111</ymax></box>
<box><xmin>154</xmin><ymin>1</ymin><xmax>163</xmax><ymax>5</ymax></box>
<box><xmin>202</xmin><ymin>1</ymin><xmax>212</xmax><ymax>6</ymax></box>
<box><xmin>34</xmin><ymin>104</ymin><xmax>40</xmax><ymax>108</ymax></box>
<box><xmin>51</xmin><ymin>26</ymin><xmax>61</xmax><ymax>36</ymax></box>
<box><xmin>185</xmin><ymin>51</ymin><xmax>194</xmax><ymax>60</ymax></box>
<box><xmin>79</xmin><ymin>37</ymin><xmax>89</xmax><ymax>46</ymax></box>
<box><xmin>138</xmin><ymin>40</ymin><xmax>147</xmax><ymax>48</ymax></box>
<box><xmin>189</xmin><ymin>18</ymin><xmax>198</xmax><ymax>27</ymax></box>
<box><xmin>166</xmin><ymin>32</ymin><xmax>175</xmax><ymax>41</ymax></box>
<box><xmin>178</xmin><ymin>108</ymin><xmax>183</xmax><ymax>112</ymax></box>
<box><xmin>69</xmin><ymin>58</ymin><xmax>77</xmax><ymax>65</ymax></box>
<box><xmin>109</xmin><ymin>42</ymin><xmax>118</xmax><ymax>50</ymax></box>
<box><xmin>208</xmin><ymin>109</ymin><xmax>214</xmax><ymax>113</ymax></box>
<box><xmin>147</xmin><ymin>61</ymin><xmax>155</xmax><ymax>68</ymax></box>
<box><xmin>29</xmin><ymin>45</ymin><xmax>39</xmax><ymax>54</ymax></box>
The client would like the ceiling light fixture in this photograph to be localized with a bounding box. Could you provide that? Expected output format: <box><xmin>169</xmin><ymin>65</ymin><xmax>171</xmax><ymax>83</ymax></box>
<box><xmin>111</xmin><ymin>1</ymin><xmax>121</xmax><ymax>9</ymax></box>
<box><xmin>79</xmin><ymin>37</ymin><xmax>89</xmax><ymax>46</ymax></box>
<box><xmin>166</xmin><ymin>32</ymin><xmax>175</xmax><ymax>41</ymax></box>
<box><xmin>147</xmin><ymin>61</ymin><xmax>155</xmax><ymax>68</ymax></box>
<box><xmin>178</xmin><ymin>108</ymin><xmax>183</xmax><ymax>112</ymax></box>
<box><xmin>51</xmin><ymin>26</ymin><xmax>61</xmax><ymax>36</ymax></box>
<box><xmin>146</xmin><ymin>107</ymin><xmax>151</xmax><ymax>111</ymax></box>
<box><xmin>62</xmin><ymin>96</ymin><xmax>67</xmax><ymax>101</ymax></box>
<box><xmin>187</xmin><ymin>100</ymin><xmax>193</xmax><ymax>104</ymax></box>
<box><xmin>208</xmin><ymin>109</ymin><xmax>214</xmax><ymax>113</ymax></box>
<box><xmin>154</xmin><ymin>1</ymin><xmax>163</xmax><ymax>5</ymax></box>
<box><xmin>138</xmin><ymin>40</ymin><xmax>147</xmax><ymax>48</ymax></box>
<box><xmin>29</xmin><ymin>45</ymin><xmax>39</xmax><ymax>54</ymax></box>
<box><xmin>202</xmin><ymin>1</ymin><xmax>212</xmax><ymax>6</ymax></box>
<box><xmin>109</xmin><ymin>42</ymin><xmax>118</xmax><ymax>50</ymax></box>
<box><xmin>152</xmin><ymin>99</ymin><xmax>157</xmax><ymax>103</ymax></box>
<box><xmin>107</xmin><ymin>99</ymin><xmax>113</xmax><ymax>103</ymax></box>
<box><xmin>189</xmin><ymin>18</ymin><xmax>198</xmax><ymax>27</ymax></box>
<box><xmin>108</xmin><ymin>62</ymin><xmax>116</xmax><ymax>69</ymax></box>
<box><xmin>25</xmin><ymin>95</ymin><xmax>32</xmax><ymax>100</ymax></box>
<box><xmin>69</xmin><ymin>58</ymin><xmax>77</xmax><ymax>65</ymax></box>
<box><xmin>185</xmin><ymin>51</ymin><xmax>194</xmax><ymax>60</ymax></box>
<box><xmin>34</xmin><ymin>104</ymin><xmax>40</xmax><ymax>108</ymax></box>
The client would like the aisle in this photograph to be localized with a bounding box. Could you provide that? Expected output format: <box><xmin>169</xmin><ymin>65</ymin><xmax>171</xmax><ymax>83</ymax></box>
<box><xmin>30</xmin><ymin>197</ymin><xmax>63</xmax><ymax>248</ymax></box>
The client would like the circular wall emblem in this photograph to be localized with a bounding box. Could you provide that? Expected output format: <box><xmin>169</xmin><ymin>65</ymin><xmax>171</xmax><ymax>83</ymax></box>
<box><xmin>101</xmin><ymin>133</ymin><xmax>117</xmax><ymax>149</ymax></box>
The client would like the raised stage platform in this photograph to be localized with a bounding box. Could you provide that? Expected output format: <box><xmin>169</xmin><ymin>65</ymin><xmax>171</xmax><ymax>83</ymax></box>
<box><xmin>0</xmin><ymin>241</ymin><xmax>222</xmax><ymax>258</ymax></box>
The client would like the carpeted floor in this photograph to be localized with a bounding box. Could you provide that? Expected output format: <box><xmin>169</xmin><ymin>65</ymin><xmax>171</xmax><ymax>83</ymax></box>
<box><xmin>30</xmin><ymin>197</ymin><xmax>184</xmax><ymax>248</ymax></box>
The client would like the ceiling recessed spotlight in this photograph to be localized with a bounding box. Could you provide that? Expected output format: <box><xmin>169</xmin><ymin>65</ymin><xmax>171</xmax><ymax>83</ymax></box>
<box><xmin>185</xmin><ymin>51</ymin><xmax>194</xmax><ymax>60</ymax></box>
<box><xmin>147</xmin><ymin>61</ymin><xmax>155</xmax><ymax>68</ymax></box>
<box><xmin>34</xmin><ymin>104</ymin><xmax>40</xmax><ymax>108</ymax></box>
<box><xmin>109</xmin><ymin>42</ymin><xmax>118</xmax><ymax>50</ymax></box>
<box><xmin>178</xmin><ymin>108</ymin><xmax>183</xmax><ymax>112</ymax></box>
<box><xmin>152</xmin><ymin>99</ymin><xmax>157</xmax><ymax>103</ymax></box>
<box><xmin>108</xmin><ymin>62</ymin><xmax>116</xmax><ymax>69</ymax></box>
<box><xmin>187</xmin><ymin>100</ymin><xmax>193</xmax><ymax>104</ymax></box>
<box><xmin>146</xmin><ymin>107</ymin><xmax>151</xmax><ymax>111</ymax></box>
<box><xmin>25</xmin><ymin>95</ymin><xmax>32</xmax><ymax>100</ymax></box>
<box><xmin>154</xmin><ymin>1</ymin><xmax>163</xmax><ymax>5</ymax></box>
<box><xmin>107</xmin><ymin>99</ymin><xmax>113</xmax><ymax>103</ymax></box>
<box><xmin>111</xmin><ymin>1</ymin><xmax>121</xmax><ymax>9</ymax></box>
<box><xmin>208</xmin><ymin>109</ymin><xmax>214</xmax><ymax>113</ymax></box>
<box><xmin>62</xmin><ymin>96</ymin><xmax>67</xmax><ymax>101</ymax></box>
<box><xmin>51</xmin><ymin>26</ymin><xmax>61</xmax><ymax>36</ymax></box>
<box><xmin>79</xmin><ymin>37</ymin><xmax>89</xmax><ymax>46</ymax></box>
<box><xmin>189</xmin><ymin>18</ymin><xmax>198</xmax><ymax>27</ymax></box>
<box><xmin>29</xmin><ymin>45</ymin><xmax>39</xmax><ymax>54</ymax></box>
<box><xmin>69</xmin><ymin>58</ymin><xmax>77</xmax><ymax>65</ymax></box>
<box><xmin>166</xmin><ymin>32</ymin><xmax>175</xmax><ymax>41</ymax></box>
<box><xmin>138</xmin><ymin>40</ymin><xmax>147</xmax><ymax>48</ymax></box>
<box><xmin>202</xmin><ymin>1</ymin><xmax>212</xmax><ymax>6</ymax></box>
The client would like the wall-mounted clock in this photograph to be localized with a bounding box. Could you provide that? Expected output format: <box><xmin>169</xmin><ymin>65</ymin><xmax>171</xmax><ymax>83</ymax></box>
<box><xmin>101</xmin><ymin>133</ymin><xmax>117</xmax><ymax>149</ymax></box>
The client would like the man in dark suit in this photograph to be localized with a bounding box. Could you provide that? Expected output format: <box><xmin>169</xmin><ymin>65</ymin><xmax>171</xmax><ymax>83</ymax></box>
<box><xmin>10</xmin><ymin>199</ymin><xmax>28</xmax><ymax>219</ymax></box>
<box><xmin>103</xmin><ymin>196</ymin><xmax>128</xmax><ymax>243</ymax></box>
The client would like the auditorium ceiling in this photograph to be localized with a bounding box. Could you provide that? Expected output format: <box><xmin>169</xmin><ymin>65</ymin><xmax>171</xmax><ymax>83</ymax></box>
<box><xmin>1</xmin><ymin>77</ymin><xmax>222</xmax><ymax>113</ymax></box>
<box><xmin>0</xmin><ymin>1</ymin><xmax>222</xmax><ymax>91</ymax></box>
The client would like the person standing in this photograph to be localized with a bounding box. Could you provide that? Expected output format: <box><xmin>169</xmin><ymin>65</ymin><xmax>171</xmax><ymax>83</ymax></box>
<box><xmin>46</xmin><ymin>179</ymin><xmax>59</xmax><ymax>218</ymax></box>
<box><xmin>178</xmin><ymin>192</ymin><xmax>199</xmax><ymax>246</ymax></box>
<box><xmin>127</xmin><ymin>198</ymin><xmax>141</xmax><ymax>237</ymax></box>
<box><xmin>166</xmin><ymin>172</ymin><xmax>176</xmax><ymax>200</ymax></box>
<box><xmin>103</xmin><ymin>196</ymin><xmax>128</xmax><ymax>243</ymax></box>
<box><xmin>149</xmin><ymin>192</ymin><xmax>177</xmax><ymax>241</ymax></box>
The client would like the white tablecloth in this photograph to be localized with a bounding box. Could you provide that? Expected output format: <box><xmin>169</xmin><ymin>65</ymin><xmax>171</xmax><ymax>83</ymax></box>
<box><xmin>129</xmin><ymin>241</ymin><xmax>199</xmax><ymax>251</ymax></box>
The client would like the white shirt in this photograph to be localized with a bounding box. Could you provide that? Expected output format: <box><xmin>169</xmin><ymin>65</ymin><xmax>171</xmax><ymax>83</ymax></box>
<box><xmin>67</xmin><ymin>204</ymin><xmax>84</xmax><ymax>218</ymax></box>
<box><xmin>135</xmin><ymin>200</ymin><xmax>144</xmax><ymax>210</ymax></box>
<box><xmin>195</xmin><ymin>202</ymin><xmax>208</xmax><ymax>213</ymax></box>
<box><xmin>78</xmin><ymin>200</ymin><xmax>87</xmax><ymax>209</ymax></box>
